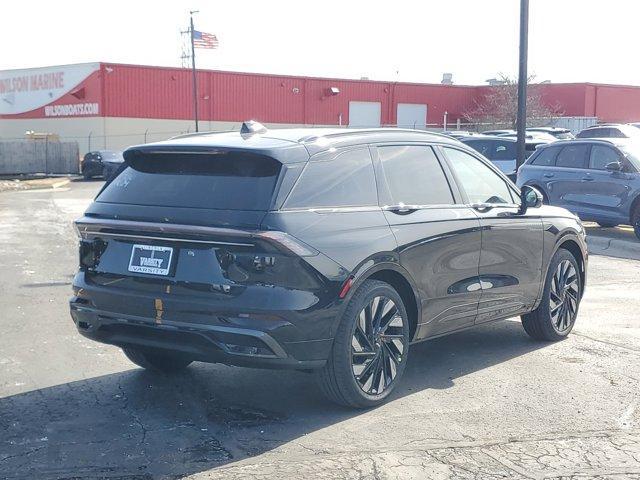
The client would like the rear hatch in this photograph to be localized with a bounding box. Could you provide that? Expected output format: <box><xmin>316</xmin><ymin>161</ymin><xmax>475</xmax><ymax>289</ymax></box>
<box><xmin>75</xmin><ymin>147</ymin><xmax>328</xmax><ymax>324</ymax></box>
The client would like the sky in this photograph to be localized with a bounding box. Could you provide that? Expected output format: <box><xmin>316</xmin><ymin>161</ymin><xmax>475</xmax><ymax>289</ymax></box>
<box><xmin>2</xmin><ymin>0</ymin><xmax>640</xmax><ymax>86</ymax></box>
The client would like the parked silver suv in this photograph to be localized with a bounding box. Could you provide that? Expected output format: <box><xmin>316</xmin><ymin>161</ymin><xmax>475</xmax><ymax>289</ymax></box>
<box><xmin>517</xmin><ymin>139</ymin><xmax>640</xmax><ymax>239</ymax></box>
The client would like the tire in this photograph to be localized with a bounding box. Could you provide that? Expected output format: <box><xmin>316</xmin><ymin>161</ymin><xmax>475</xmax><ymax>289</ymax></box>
<box><xmin>317</xmin><ymin>280</ymin><xmax>410</xmax><ymax>408</ymax></box>
<box><xmin>521</xmin><ymin>248</ymin><xmax>582</xmax><ymax>341</ymax></box>
<box><xmin>123</xmin><ymin>347</ymin><xmax>193</xmax><ymax>373</ymax></box>
<box><xmin>596</xmin><ymin>221</ymin><xmax>618</xmax><ymax>228</ymax></box>
<box><xmin>632</xmin><ymin>205</ymin><xmax>640</xmax><ymax>241</ymax></box>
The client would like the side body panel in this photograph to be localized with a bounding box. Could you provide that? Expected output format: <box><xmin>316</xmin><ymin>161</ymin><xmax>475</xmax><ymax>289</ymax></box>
<box><xmin>473</xmin><ymin>207</ymin><xmax>544</xmax><ymax>322</ymax></box>
<box><xmin>384</xmin><ymin>207</ymin><xmax>482</xmax><ymax>339</ymax></box>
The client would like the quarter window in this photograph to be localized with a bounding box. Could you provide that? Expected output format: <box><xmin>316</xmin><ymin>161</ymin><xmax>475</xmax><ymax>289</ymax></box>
<box><xmin>531</xmin><ymin>146</ymin><xmax>560</xmax><ymax>166</ymax></box>
<box><xmin>589</xmin><ymin>145</ymin><xmax>620</xmax><ymax>170</ymax></box>
<box><xmin>443</xmin><ymin>147</ymin><xmax>514</xmax><ymax>204</ymax></box>
<box><xmin>556</xmin><ymin>145</ymin><xmax>589</xmax><ymax>169</ymax></box>
<box><xmin>284</xmin><ymin>148</ymin><xmax>377</xmax><ymax>208</ymax></box>
<box><xmin>377</xmin><ymin>145</ymin><xmax>454</xmax><ymax>206</ymax></box>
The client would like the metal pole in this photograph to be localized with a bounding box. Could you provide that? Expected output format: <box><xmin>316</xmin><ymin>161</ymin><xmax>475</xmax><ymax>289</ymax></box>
<box><xmin>190</xmin><ymin>11</ymin><xmax>199</xmax><ymax>132</ymax></box>
<box><xmin>443</xmin><ymin>111</ymin><xmax>448</xmax><ymax>132</ymax></box>
<box><xmin>516</xmin><ymin>0</ymin><xmax>529</xmax><ymax>171</ymax></box>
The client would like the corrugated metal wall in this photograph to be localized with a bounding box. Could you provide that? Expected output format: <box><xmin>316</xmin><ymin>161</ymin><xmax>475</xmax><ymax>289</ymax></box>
<box><xmin>101</xmin><ymin>63</ymin><xmax>479</xmax><ymax>126</ymax></box>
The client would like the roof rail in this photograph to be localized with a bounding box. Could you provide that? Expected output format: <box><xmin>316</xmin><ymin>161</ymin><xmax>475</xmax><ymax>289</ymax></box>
<box><xmin>170</xmin><ymin>130</ymin><xmax>231</xmax><ymax>140</ymax></box>
<box><xmin>299</xmin><ymin>127</ymin><xmax>454</xmax><ymax>143</ymax></box>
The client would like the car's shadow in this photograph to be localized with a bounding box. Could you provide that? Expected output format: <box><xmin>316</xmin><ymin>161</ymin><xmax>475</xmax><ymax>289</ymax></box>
<box><xmin>585</xmin><ymin>224</ymin><xmax>637</xmax><ymax>243</ymax></box>
<box><xmin>0</xmin><ymin>320</ymin><xmax>549</xmax><ymax>479</ymax></box>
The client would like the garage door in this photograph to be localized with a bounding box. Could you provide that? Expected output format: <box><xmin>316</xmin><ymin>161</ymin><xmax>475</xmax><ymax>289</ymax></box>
<box><xmin>397</xmin><ymin>103</ymin><xmax>427</xmax><ymax>129</ymax></box>
<box><xmin>348</xmin><ymin>101</ymin><xmax>381</xmax><ymax>127</ymax></box>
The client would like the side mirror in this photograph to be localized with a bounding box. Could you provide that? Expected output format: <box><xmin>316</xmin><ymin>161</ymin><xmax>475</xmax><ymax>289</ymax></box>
<box><xmin>605</xmin><ymin>161</ymin><xmax>622</xmax><ymax>172</ymax></box>
<box><xmin>519</xmin><ymin>185</ymin><xmax>543</xmax><ymax>214</ymax></box>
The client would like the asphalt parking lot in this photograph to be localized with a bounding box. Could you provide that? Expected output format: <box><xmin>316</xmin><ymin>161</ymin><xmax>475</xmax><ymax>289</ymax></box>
<box><xmin>1</xmin><ymin>180</ymin><xmax>639</xmax><ymax>480</ymax></box>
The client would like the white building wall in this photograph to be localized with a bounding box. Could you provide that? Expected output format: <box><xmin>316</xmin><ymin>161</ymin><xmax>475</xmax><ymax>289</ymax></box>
<box><xmin>1</xmin><ymin>117</ymin><xmax>333</xmax><ymax>157</ymax></box>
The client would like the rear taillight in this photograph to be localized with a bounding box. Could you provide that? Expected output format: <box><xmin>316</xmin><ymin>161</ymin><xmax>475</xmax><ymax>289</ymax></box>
<box><xmin>255</xmin><ymin>231</ymin><xmax>318</xmax><ymax>257</ymax></box>
<box><xmin>79</xmin><ymin>239</ymin><xmax>106</xmax><ymax>270</ymax></box>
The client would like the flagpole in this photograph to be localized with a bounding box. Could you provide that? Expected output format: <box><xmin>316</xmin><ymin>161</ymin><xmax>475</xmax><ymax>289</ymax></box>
<box><xmin>189</xmin><ymin>10</ymin><xmax>199</xmax><ymax>132</ymax></box>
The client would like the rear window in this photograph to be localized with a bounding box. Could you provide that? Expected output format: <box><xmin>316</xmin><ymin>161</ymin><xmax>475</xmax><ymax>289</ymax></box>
<box><xmin>378</xmin><ymin>145</ymin><xmax>454</xmax><ymax>205</ymax></box>
<box><xmin>97</xmin><ymin>152</ymin><xmax>281</xmax><ymax>210</ymax></box>
<box><xmin>556</xmin><ymin>145</ymin><xmax>589</xmax><ymax>169</ymax></box>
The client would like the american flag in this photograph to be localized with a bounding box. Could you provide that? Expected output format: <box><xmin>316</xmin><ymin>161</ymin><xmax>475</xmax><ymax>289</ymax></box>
<box><xmin>193</xmin><ymin>30</ymin><xmax>219</xmax><ymax>49</ymax></box>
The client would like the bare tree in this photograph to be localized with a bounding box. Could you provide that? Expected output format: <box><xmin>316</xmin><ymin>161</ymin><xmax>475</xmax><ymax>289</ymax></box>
<box><xmin>463</xmin><ymin>74</ymin><xmax>562</xmax><ymax>130</ymax></box>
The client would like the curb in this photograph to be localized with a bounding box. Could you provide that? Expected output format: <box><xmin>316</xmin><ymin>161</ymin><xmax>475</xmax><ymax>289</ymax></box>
<box><xmin>587</xmin><ymin>235</ymin><xmax>640</xmax><ymax>260</ymax></box>
<box><xmin>50</xmin><ymin>179</ymin><xmax>71</xmax><ymax>189</ymax></box>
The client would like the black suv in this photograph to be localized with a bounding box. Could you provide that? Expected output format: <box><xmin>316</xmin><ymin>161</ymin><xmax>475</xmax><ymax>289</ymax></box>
<box><xmin>71</xmin><ymin>124</ymin><xmax>588</xmax><ymax>408</ymax></box>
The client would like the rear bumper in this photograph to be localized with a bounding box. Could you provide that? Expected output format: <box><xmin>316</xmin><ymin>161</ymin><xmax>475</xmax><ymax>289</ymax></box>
<box><xmin>70</xmin><ymin>303</ymin><xmax>328</xmax><ymax>369</ymax></box>
<box><xmin>69</xmin><ymin>272</ymin><xmax>338</xmax><ymax>369</ymax></box>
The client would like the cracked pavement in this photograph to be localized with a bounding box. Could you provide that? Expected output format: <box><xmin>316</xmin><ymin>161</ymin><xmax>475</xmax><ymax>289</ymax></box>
<box><xmin>1</xmin><ymin>181</ymin><xmax>639</xmax><ymax>479</ymax></box>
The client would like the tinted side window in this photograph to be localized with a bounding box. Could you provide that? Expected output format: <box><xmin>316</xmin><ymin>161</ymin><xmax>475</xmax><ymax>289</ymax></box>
<box><xmin>589</xmin><ymin>145</ymin><xmax>621</xmax><ymax>170</ymax></box>
<box><xmin>464</xmin><ymin>140</ymin><xmax>491</xmax><ymax>157</ymax></box>
<box><xmin>531</xmin><ymin>146</ymin><xmax>560</xmax><ymax>166</ymax></box>
<box><xmin>609</xmin><ymin>128</ymin><xmax>626</xmax><ymax>138</ymax></box>
<box><xmin>284</xmin><ymin>148</ymin><xmax>377</xmax><ymax>208</ymax></box>
<box><xmin>443</xmin><ymin>147</ymin><xmax>515</xmax><ymax>204</ymax></box>
<box><xmin>377</xmin><ymin>145</ymin><xmax>454</xmax><ymax>205</ymax></box>
<box><xmin>578</xmin><ymin>128</ymin><xmax>603</xmax><ymax>138</ymax></box>
<box><xmin>556</xmin><ymin>145</ymin><xmax>589</xmax><ymax>168</ymax></box>
<box><xmin>491</xmin><ymin>141</ymin><xmax>517</xmax><ymax>160</ymax></box>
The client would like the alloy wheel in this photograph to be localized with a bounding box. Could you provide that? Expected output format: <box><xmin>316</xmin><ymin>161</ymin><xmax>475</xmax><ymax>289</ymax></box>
<box><xmin>351</xmin><ymin>296</ymin><xmax>406</xmax><ymax>395</ymax></box>
<box><xmin>549</xmin><ymin>260</ymin><xmax>579</xmax><ymax>333</ymax></box>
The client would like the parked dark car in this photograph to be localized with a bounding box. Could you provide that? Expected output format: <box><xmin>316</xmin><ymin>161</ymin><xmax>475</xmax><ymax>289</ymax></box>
<box><xmin>442</xmin><ymin>130</ymin><xmax>485</xmax><ymax>139</ymax></box>
<box><xmin>460</xmin><ymin>135</ymin><xmax>549</xmax><ymax>180</ymax></box>
<box><xmin>576</xmin><ymin>124</ymin><xmax>640</xmax><ymax>139</ymax></box>
<box><xmin>527</xmin><ymin>127</ymin><xmax>575</xmax><ymax>140</ymax></box>
<box><xmin>481</xmin><ymin>129</ymin><xmax>516</xmax><ymax>136</ymax></box>
<box><xmin>503</xmin><ymin>131</ymin><xmax>558</xmax><ymax>142</ymax></box>
<box><xmin>81</xmin><ymin>150</ymin><xmax>124</xmax><ymax>179</ymax></box>
<box><xmin>517</xmin><ymin>139</ymin><xmax>640</xmax><ymax>239</ymax></box>
<box><xmin>71</xmin><ymin>124</ymin><xmax>588</xmax><ymax>408</ymax></box>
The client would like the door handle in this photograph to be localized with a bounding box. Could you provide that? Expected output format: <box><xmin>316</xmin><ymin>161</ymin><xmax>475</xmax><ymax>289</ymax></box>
<box><xmin>581</xmin><ymin>177</ymin><xmax>594</xmax><ymax>182</ymax></box>
<box><xmin>383</xmin><ymin>203</ymin><xmax>419</xmax><ymax>215</ymax></box>
<box><xmin>470</xmin><ymin>203</ymin><xmax>494</xmax><ymax>212</ymax></box>
<box><xmin>543</xmin><ymin>173</ymin><xmax>554</xmax><ymax>178</ymax></box>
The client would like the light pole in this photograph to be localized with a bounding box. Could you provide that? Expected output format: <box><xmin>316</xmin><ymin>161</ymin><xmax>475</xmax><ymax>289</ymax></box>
<box><xmin>189</xmin><ymin>10</ymin><xmax>200</xmax><ymax>132</ymax></box>
<box><xmin>516</xmin><ymin>0</ymin><xmax>529</xmax><ymax>171</ymax></box>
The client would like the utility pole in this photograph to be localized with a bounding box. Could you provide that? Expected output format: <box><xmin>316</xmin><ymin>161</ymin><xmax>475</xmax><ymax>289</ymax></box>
<box><xmin>516</xmin><ymin>0</ymin><xmax>529</xmax><ymax>170</ymax></box>
<box><xmin>189</xmin><ymin>10</ymin><xmax>199</xmax><ymax>132</ymax></box>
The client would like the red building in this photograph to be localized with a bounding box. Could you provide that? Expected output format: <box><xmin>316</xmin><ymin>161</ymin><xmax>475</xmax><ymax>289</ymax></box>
<box><xmin>2</xmin><ymin>62</ymin><xmax>640</xmax><ymax>154</ymax></box>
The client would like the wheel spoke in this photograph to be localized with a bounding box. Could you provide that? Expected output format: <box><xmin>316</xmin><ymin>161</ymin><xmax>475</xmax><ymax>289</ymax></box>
<box><xmin>369</xmin><ymin>297</ymin><xmax>381</xmax><ymax>330</ymax></box>
<box><xmin>378</xmin><ymin>302</ymin><xmax>398</xmax><ymax>333</ymax></box>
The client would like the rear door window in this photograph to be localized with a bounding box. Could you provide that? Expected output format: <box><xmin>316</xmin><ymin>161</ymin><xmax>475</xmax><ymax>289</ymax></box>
<box><xmin>97</xmin><ymin>152</ymin><xmax>282</xmax><ymax>210</ymax></box>
<box><xmin>491</xmin><ymin>140</ymin><xmax>517</xmax><ymax>160</ymax></box>
<box><xmin>377</xmin><ymin>145</ymin><xmax>454</xmax><ymax>205</ymax></box>
<box><xmin>555</xmin><ymin>145</ymin><xmax>589</xmax><ymax>169</ymax></box>
<box><xmin>464</xmin><ymin>140</ymin><xmax>491</xmax><ymax>157</ymax></box>
<box><xmin>284</xmin><ymin>148</ymin><xmax>377</xmax><ymax>208</ymax></box>
<box><xmin>589</xmin><ymin>145</ymin><xmax>621</xmax><ymax>170</ymax></box>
